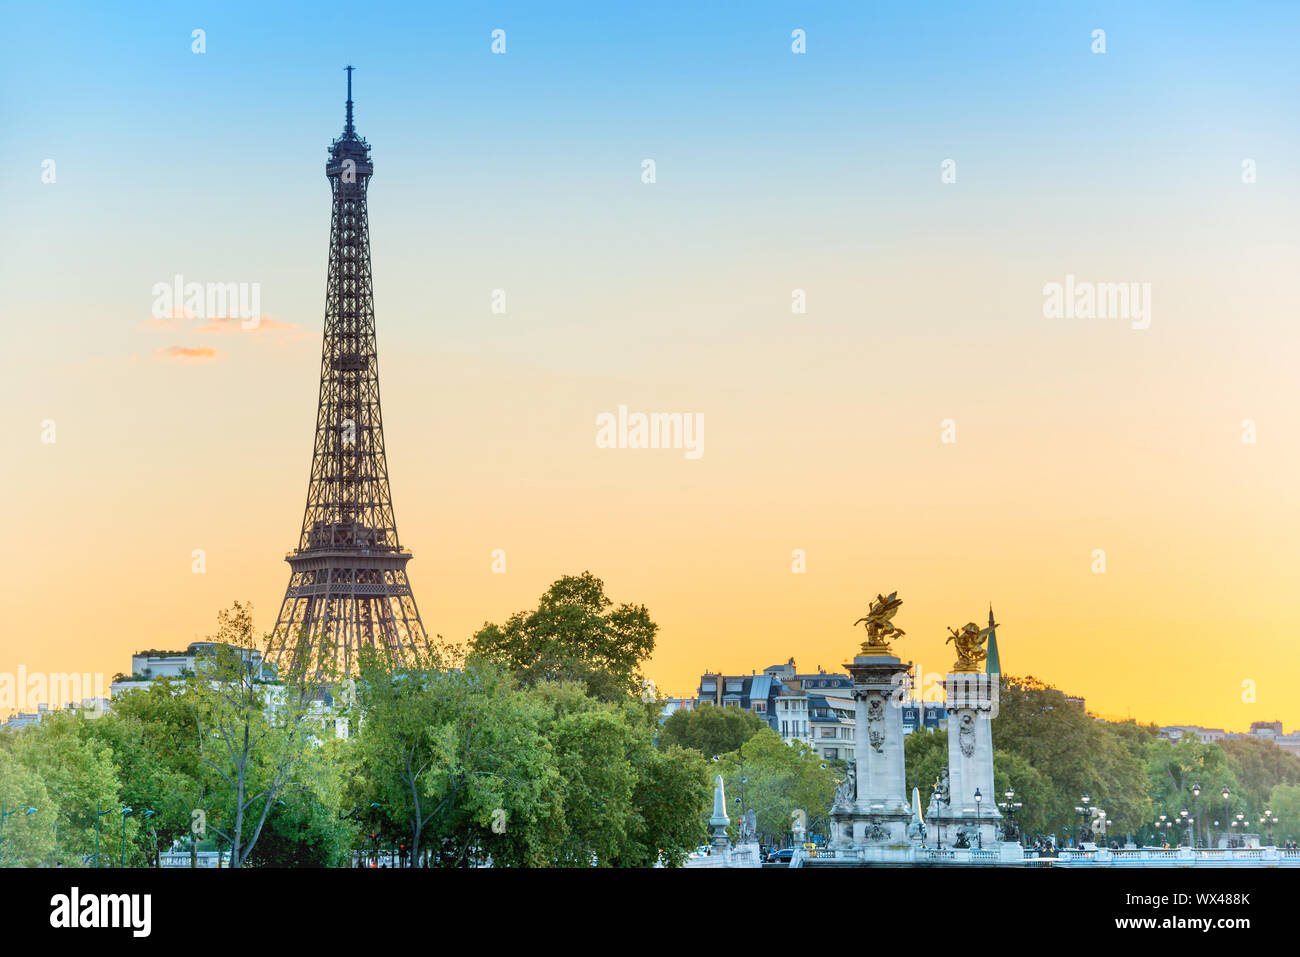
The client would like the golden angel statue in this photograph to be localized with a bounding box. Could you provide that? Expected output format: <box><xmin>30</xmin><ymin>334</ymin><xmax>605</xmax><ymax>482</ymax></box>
<box><xmin>945</xmin><ymin>621</ymin><xmax>992</xmax><ymax>672</ymax></box>
<box><xmin>854</xmin><ymin>591</ymin><xmax>905</xmax><ymax>654</ymax></box>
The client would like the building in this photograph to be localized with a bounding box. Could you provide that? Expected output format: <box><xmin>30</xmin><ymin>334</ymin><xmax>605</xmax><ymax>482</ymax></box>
<box><xmin>107</xmin><ymin>643</ymin><xmax>346</xmax><ymax>742</ymax></box>
<box><xmin>1</xmin><ymin>697</ymin><xmax>113</xmax><ymax>733</ymax></box>
<box><xmin>695</xmin><ymin>657</ymin><xmax>954</xmax><ymax>759</ymax></box>
<box><xmin>111</xmin><ymin>642</ymin><xmax>273</xmax><ymax>697</ymax></box>
<box><xmin>1158</xmin><ymin>722</ymin><xmax>1300</xmax><ymax>758</ymax></box>
<box><xmin>901</xmin><ymin>701</ymin><xmax>949</xmax><ymax>735</ymax></box>
<box><xmin>696</xmin><ymin>661</ymin><xmax>859</xmax><ymax>760</ymax></box>
<box><xmin>659</xmin><ymin>697</ymin><xmax>696</xmax><ymax>721</ymax></box>
<box><xmin>1</xmin><ymin>702</ymin><xmax>52</xmax><ymax>731</ymax></box>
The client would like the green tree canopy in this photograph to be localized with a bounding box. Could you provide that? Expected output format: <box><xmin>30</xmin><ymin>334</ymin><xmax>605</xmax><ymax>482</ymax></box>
<box><xmin>470</xmin><ymin>572</ymin><xmax>657</xmax><ymax>702</ymax></box>
<box><xmin>0</xmin><ymin>750</ymin><xmax>56</xmax><ymax>866</ymax></box>
<box><xmin>991</xmin><ymin>676</ymin><xmax>1149</xmax><ymax>842</ymax></box>
<box><xmin>659</xmin><ymin>703</ymin><xmax>769</xmax><ymax>759</ymax></box>
<box><xmin>712</xmin><ymin>729</ymin><xmax>837</xmax><ymax>847</ymax></box>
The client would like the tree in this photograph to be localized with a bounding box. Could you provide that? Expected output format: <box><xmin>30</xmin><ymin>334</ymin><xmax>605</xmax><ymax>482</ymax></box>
<box><xmin>713</xmin><ymin>729</ymin><xmax>836</xmax><ymax>846</ymax></box>
<box><xmin>0</xmin><ymin>750</ymin><xmax>55</xmax><ymax>866</ymax></box>
<box><xmin>4</xmin><ymin>710</ymin><xmax>134</xmax><ymax>865</ymax></box>
<box><xmin>992</xmin><ymin>750</ymin><xmax>1053</xmax><ymax>843</ymax></box>
<box><xmin>353</xmin><ymin>649</ymin><xmax>563</xmax><ymax>867</ymax></box>
<box><xmin>470</xmin><ymin>572</ymin><xmax>656</xmax><ymax>702</ymax></box>
<box><xmin>991</xmin><ymin>676</ymin><xmax>1149</xmax><ymax>841</ymax></box>
<box><xmin>659</xmin><ymin>703</ymin><xmax>768</xmax><ymax>759</ymax></box>
<box><xmin>81</xmin><ymin>679</ymin><xmax>206</xmax><ymax>866</ymax></box>
<box><xmin>904</xmin><ymin>729</ymin><xmax>948</xmax><ymax>803</ymax></box>
<box><xmin>242</xmin><ymin>740</ymin><xmax>356</xmax><ymax>867</ymax></box>
<box><xmin>1144</xmin><ymin>738</ymin><xmax>1237</xmax><ymax>847</ymax></box>
<box><xmin>526</xmin><ymin>682</ymin><xmax>636</xmax><ymax>865</ymax></box>
<box><xmin>1267</xmin><ymin>784</ymin><xmax>1300</xmax><ymax>845</ymax></box>
<box><xmin>186</xmin><ymin>602</ymin><xmax>319</xmax><ymax>867</ymax></box>
<box><xmin>619</xmin><ymin>743</ymin><xmax>709</xmax><ymax>867</ymax></box>
<box><xmin>1221</xmin><ymin>738</ymin><xmax>1300</xmax><ymax>817</ymax></box>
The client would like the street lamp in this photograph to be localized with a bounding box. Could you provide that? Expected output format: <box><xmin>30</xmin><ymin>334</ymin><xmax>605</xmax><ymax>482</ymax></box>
<box><xmin>1221</xmin><ymin>786</ymin><xmax>1231</xmax><ymax>847</ymax></box>
<box><xmin>1179</xmin><ymin>807</ymin><xmax>1190</xmax><ymax>847</ymax></box>
<box><xmin>120</xmin><ymin>807</ymin><xmax>134</xmax><ymax>868</ymax></box>
<box><xmin>999</xmin><ymin>787</ymin><xmax>1023</xmax><ymax>843</ymax></box>
<box><xmin>932</xmin><ymin>780</ymin><xmax>944</xmax><ymax>850</ymax></box>
<box><xmin>94</xmin><ymin>800</ymin><xmax>115</xmax><ymax>868</ymax></box>
<box><xmin>974</xmin><ymin>789</ymin><xmax>983</xmax><ymax>849</ymax></box>
<box><xmin>1261</xmin><ymin>808</ymin><xmax>1274</xmax><ymax>846</ymax></box>
<box><xmin>1191</xmin><ymin>783</ymin><xmax>1201</xmax><ymax>846</ymax></box>
<box><xmin>1075</xmin><ymin>793</ymin><xmax>1092</xmax><ymax>846</ymax></box>
<box><xmin>139</xmin><ymin>809</ymin><xmax>157</xmax><ymax>867</ymax></box>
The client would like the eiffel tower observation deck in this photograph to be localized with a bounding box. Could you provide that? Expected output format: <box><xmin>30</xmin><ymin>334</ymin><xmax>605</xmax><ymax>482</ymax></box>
<box><xmin>269</xmin><ymin>68</ymin><xmax>429</xmax><ymax>678</ymax></box>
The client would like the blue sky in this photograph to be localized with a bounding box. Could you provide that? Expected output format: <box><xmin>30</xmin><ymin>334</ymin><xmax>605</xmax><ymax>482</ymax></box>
<box><xmin>2</xmin><ymin>2</ymin><xmax>1299</xmax><ymax>725</ymax></box>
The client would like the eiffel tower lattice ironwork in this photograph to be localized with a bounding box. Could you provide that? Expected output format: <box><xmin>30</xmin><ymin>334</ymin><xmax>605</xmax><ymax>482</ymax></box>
<box><xmin>270</xmin><ymin>67</ymin><xmax>429</xmax><ymax>676</ymax></box>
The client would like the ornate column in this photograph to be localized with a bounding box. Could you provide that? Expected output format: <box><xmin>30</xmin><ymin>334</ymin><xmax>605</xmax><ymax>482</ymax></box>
<box><xmin>930</xmin><ymin>619</ymin><xmax>1004</xmax><ymax>853</ymax></box>
<box><xmin>829</xmin><ymin>591</ymin><xmax>913</xmax><ymax>850</ymax></box>
<box><xmin>845</xmin><ymin>654</ymin><xmax>913</xmax><ymax>846</ymax></box>
<box><xmin>942</xmin><ymin>669</ymin><xmax>1000</xmax><ymax>850</ymax></box>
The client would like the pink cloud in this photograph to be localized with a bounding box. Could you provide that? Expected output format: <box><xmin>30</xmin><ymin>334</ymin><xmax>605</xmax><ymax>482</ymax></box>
<box><xmin>156</xmin><ymin>345</ymin><xmax>222</xmax><ymax>362</ymax></box>
<box><xmin>193</xmin><ymin>315</ymin><xmax>301</xmax><ymax>335</ymax></box>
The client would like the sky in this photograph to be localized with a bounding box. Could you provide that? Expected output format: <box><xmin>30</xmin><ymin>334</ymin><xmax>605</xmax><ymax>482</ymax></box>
<box><xmin>1</xmin><ymin>1</ymin><xmax>1298</xmax><ymax>731</ymax></box>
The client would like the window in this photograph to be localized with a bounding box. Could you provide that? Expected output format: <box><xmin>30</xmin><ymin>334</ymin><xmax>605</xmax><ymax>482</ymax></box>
<box><xmin>825</xmin><ymin>748</ymin><xmax>838</xmax><ymax>759</ymax></box>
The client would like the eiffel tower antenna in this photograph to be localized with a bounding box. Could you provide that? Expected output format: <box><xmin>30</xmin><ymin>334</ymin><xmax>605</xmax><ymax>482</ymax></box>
<box><xmin>344</xmin><ymin>65</ymin><xmax>355</xmax><ymax>136</ymax></box>
<box><xmin>269</xmin><ymin>70</ymin><xmax>429</xmax><ymax>678</ymax></box>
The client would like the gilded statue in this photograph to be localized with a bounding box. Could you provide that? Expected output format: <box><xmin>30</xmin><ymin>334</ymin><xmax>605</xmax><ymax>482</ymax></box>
<box><xmin>854</xmin><ymin>591</ymin><xmax>905</xmax><ymax>654</ymax></box>
<box><xmin>946</xmin><ymin>620</ymin><xmax>994</xmax><ymax>672</ymax></box>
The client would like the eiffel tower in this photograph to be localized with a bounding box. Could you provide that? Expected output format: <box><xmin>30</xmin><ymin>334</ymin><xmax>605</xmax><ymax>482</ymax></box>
<box><xmin>270</xmin><ymin>68</ymin><xmax>429</xmax><ymax>677</ymax></box>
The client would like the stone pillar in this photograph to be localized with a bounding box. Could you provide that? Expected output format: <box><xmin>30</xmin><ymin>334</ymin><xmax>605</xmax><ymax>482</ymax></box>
<box><xmin>943</xmin><ymin>670</ymin><xmax>1000</xmax><ymax>849</ymax></box>
<box><xmin>834</xmin><ymin>654</ymin><xmax>912</xmax><ymax>847</ymax></box>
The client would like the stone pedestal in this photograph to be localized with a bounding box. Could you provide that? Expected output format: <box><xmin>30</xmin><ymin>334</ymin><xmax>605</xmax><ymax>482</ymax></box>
<box><xmin>830</xmin><ymin>654</ymin><xmax>913</xmax><ymax>849</ymax></box>
<box><xmin>929</xmin><ymin>671</ymin><xmax>1000</xmax><ymax>850</ymax></box>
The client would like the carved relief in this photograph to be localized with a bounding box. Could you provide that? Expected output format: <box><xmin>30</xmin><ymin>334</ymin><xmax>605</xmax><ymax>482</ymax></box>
<box><xmin>958</xmin><ymin>711</ymin><xmax>976</xmax><ymax>758</ymax></box>
<box><xmin>866</xmin><ymin>694</ymin><xmax>886</xmax><ymax>753</ymax></box>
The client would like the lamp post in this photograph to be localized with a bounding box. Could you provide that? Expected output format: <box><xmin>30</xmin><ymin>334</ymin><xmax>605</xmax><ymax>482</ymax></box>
<box><xmin>974</xmin><ymin>789</ymin><xmax>983</xmax><ymax>849</ymax></box>
<box><xmin>1179</xmin><ymin>807</ymin><xmax>1190</xmax><ymax>848</ymax></box>
<box><xmin>1191</xmin><ymin>782</ymin><xmax>1201</xmax><ymax>847</ymax></box>
<box><xmin>1157</xmin><ymin>813</ymin><xmax>1169</xmax><ymax>847</ymax></box>
<box><xmin>120</xmin><ymin>807</ymin><xmax>133</xmax><ymax>868</ymax></box>
<box><xmin>1221</xmin><ymin>786</ymin><xmax>1231</xmax><ymax>848</ymax></box>
<box><xmin>999</xmin><ymin>787</ymin><xmax>1023</xmax><ymax>843</ymax></box>
<box><xmin>1261</xmin><ymin>808</ymin><xmax>1274</xmax><ymax>846</ymax></box>
<box><xmin>140</xmin><ymin>809</ymin><xmax>157</xmax><ymax>867</ymax></box>
<box><xmin>932</xmin><ymin>780</ymin><xmax>944</xmax><ymax>850</ymax></box>
<box><xmin>93</xmin><ymin>799</ymin><xmax>114</xmax><ymax>868</ymax></box>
